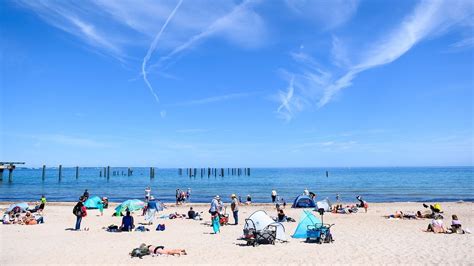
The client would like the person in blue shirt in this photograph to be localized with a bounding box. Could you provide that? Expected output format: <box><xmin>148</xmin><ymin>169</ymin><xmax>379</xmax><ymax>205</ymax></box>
<box><xmin>146</xmin><ymin>196</ymin><xmax>158</xmax><ymax>225</ymax></box>
<box><xmin>121</xmin><ymin>210</ymin><xmax>135</xmax><ymax>231</ymax></box>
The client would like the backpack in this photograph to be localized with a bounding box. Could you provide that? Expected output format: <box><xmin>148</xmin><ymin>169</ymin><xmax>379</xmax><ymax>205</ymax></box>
<box><xmin>73</xmin><ymin>205</ymin><xmax>83</xmax><ymax>217</ymax></box>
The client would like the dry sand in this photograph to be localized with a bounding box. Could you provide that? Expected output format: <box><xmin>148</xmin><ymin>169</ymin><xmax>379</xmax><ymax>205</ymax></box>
<box><xmin>0</xmin><ymin>202</ymin><xmax>473</xmax><ymax>265</ymax></box>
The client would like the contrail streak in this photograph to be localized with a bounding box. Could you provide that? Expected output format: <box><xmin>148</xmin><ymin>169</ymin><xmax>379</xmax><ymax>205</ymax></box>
<box><xmin>141</xmin><ymin>0</ymin><xmax>183</xmax><ymax>103</ymax></box>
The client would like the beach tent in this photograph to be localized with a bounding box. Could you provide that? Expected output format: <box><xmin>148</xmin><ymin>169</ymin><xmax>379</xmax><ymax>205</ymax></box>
<box><xmin>244</xmin><ymin>210</ymin><xmax>287</xmax><ymax>241</ymax></box>
<box><xmin>315</xmin><ymin>198</ymin><xmax>332</xmax><ymax>212</ymax></box>
<box><xmin>292</xmin><ymin>210</ymin><xmax>321</xmax><ymax>239</ymax></box>
<box><xmin>6</xmin><ymin>202</ymin><xmax>29</xmax><ymax>212</ymax></box>
<box><xmin>114</xmin><ymin>199</ymin><xmax>145</xmax><ymax>214</ymax></box>
<box><xmin>292</xmin><ymin>195</ymin><xmax>316</xmax><ymax>208</ymax></box>
<box><xmin>84</xmin><ymin>196</ymin><xmax>102</xmax><ymax>209</ymax></box>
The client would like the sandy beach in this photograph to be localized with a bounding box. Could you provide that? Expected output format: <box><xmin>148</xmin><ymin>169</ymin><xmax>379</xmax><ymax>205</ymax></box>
<box><xmin>0</xmin><ymin>201</ymin><xmax>472</xmax><ymax>265</ymax></box>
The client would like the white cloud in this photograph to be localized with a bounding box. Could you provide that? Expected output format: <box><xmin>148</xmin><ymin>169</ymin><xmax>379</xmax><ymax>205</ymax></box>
<box><xmin>279</xmin><ymin>0</ymin><xmax>474</xmax><ymax>120</ymax></box>
<box><xmin>169</xmin><ymin>92</ymin><xmax>253</xmax><ymax>106</ymax></box>
<box><xmin>285</xmin><ymin>0</ymin><xmax>359</xmax><ymax>29</ymax></box>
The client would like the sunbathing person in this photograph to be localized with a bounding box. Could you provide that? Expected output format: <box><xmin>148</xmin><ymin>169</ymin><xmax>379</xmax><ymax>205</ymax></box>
<box><xmin>147</xmin><ymin>244</ymin><xmax>187</xmax><ymax>256</ymax></box>
<box><xmin>120</xmin><ymin>211</ymin><xmax>135</xmax><ymax>231</ymax></box>
<box><xmin>385</xmin><ymin>211</ymin><xmax>404</xmax><ymax>219</ymax></box>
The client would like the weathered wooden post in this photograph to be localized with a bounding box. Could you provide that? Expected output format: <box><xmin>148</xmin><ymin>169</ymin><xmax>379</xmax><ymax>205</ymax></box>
<box><xmin>326</xmin><ymin>171</ymin><xmax>329</xmax><ymax>177</ymax></box>
<box><xmin>0</xmin><ymin>168</ymin><xmax>3</xmax><ymax>181</ymax></box>
<box><xmin>107</xmin><ymin>166</ymin><xmax>110</xmax><ymax>180</ymax></box>
<box><xmin>42</xmin><ymin>165</ymin><xmax>46</xmax><ymax>180</ymax></box>
<box><xmin>8</xmin><ymin>168</ymin><xmax>13</xmax><ymax>182</ymax></box>
<box><xmin>58</xmin><ymin>165</ymin><xmax>62</xmax><ymax>181</ymax></box>
<box><xmin>100</xmin><ymin>170</ymin><xmax>102</xmax><ymax>177</ymax></box>
<box><xmin>75</xmin><ymin>166</ymin><xmax>79</xmax><ymax>179</ymax></box>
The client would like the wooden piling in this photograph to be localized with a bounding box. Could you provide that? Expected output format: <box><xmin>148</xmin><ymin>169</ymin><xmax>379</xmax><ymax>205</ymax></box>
<box><xmin>107</xmin><ymin>166</ymin><xmax>110</xmax><ymax>179</ymax></box>
<box><xmin>42</xmin><ymin>165</ymin><xmax>46</xmax><ymax>180</ymax></box>
<box><xmin>58</xmin><ymin>165</ymin><xmax>62</xmax><ymax>180</ymax></box>
<box><xmin>8</xmin><ymin>169</ymin><xmax>13</xmax><ymax>182</ymax></box>
<box><xmin>75</xmin><ymin>166</ymin><xmax>79</xmax><ymax>179</ymax></box>
<box><xmin>0</xmin><ymin>169</ymin><xmax>3</xmax><ymax>181</ymax></box>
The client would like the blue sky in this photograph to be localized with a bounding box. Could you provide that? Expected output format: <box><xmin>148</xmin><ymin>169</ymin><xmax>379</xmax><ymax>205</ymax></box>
<box><xmin>0</xmin><ymin>0</ymin><xmax>473</xmax><ymax>167</ymax></box>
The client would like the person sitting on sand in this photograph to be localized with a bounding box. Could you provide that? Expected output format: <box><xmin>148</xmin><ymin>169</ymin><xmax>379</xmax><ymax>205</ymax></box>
<box><xmin>2</xmin><ymin>211</ymin><xmax>15</xmax><ymax>224</ymax></box>
<box><xmin>277</xmin><ymin>209</ymin><xmax>287</xmax><ymax>222</ymax></box>
<box><xmin>121</xmin><ymin>211</ymin><xmax>135</xmax><ymax>231</ymax></box>
<box><xmin>447</xmin><ymin>215</ymin><xmax>467</xmax><ymax>234</ymax></box>
<box><xmin>21</xmin><ymin>211</ymin><xmax>44</xmax><ymax>225</ymax></box>
<box><xmin>426</xmin><ymin>215</ymin><xmax>446</xmax><ymax>233</ymax></box>
<box><xmin>188</xmin><ymin>207</ymin><xmax>197</xmax><ymax>219</ymax></box>
<box><xmin>356</xmin><ymin>196</ymin><xmax>368</xmax><ymax>213</ymax></box>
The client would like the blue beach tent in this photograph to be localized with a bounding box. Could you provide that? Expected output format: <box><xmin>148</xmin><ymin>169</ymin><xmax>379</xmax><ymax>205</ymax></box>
<box><xmin>84</xmin><ymin>196</ymin><xmax>102</xmax><ymax>209</ymax></box>
<box><xmin>292</xmin><ymin>210</ymin><xmax>321</xmax><ymax>238</ymax></box>
<box><xmin>292</xmin><ymin>195</ymin><xmax>316</xmax><ymax>208</ymax></box>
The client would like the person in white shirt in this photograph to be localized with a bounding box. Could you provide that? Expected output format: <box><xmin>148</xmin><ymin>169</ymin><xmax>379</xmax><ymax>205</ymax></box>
<box><xmin>303</xmin><ymin>188</ymin><xmax>309</xmax><ymax>196</ymax></box>
<box><xmin>271</xmin><ymin>190</ymin><xmax>277</xmax><ymax>203</ymax></box>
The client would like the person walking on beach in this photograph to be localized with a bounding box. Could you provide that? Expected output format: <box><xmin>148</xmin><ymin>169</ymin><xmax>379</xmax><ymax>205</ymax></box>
<box><xmin>146</xmin><ymin>196</ymin><xmax>158</xmax><ymax>225</ymax></box>
<box><xmin>230</xmin><ymin>194</ymin><xmax>239</xmax><ymax>225</ymax></box>
<box><xmin>175</xmin><ymin>189</ymin><xmax>181</xmax><ymax>205</ymax></box>
<box><xmin>271</xmin><ymin>189</ymin><xmax>277</xmax><ymax>203</ymax></box>
<box><xmin>209</xmin><ymin>195</ymin><xmax>219</xmax><ymax>218</ymax></box>
<box><xmin>39</xmin><ymin>195</ymin><xmax>46</xmax><ymax>213</ymax></box>
<box><xmin>143</xmin><ymin>187</ymin><xmax>151</xmax><ymax>216</ymax></box>
<box><xmin>186</xmin><ymin>188</ymin><xmax>191</xmax><ymax>202</ymax></box>
<box><xmin>83</xmin><ymin>189</ymin><xmax>89</xmax><ymax>201</ymax></box>
<box><xmin>73</xmin><ymin>200</ymin><xmax>87</xmax><ymax>230</ymax></box>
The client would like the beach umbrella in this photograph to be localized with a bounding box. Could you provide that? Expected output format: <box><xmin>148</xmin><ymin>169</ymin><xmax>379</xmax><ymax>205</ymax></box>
<box><xmin>6</xmin><ymin>202</ymin><xmax>29</xmax><ymax>212</ymax></box>
<box><xmin>114</xmin><ymin>199</ymin><xmax>145</xmax><ymax>213</ymax></box>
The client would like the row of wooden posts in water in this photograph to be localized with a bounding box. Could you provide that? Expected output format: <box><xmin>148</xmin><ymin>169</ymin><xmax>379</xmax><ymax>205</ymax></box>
<box><xmin>179</xmin><ymin>168</ymin><xmax>251</xmax><ymax>177</ymax></box>
<box><xmin>2</xmin><ymin>165</ymin><xmax>249</xmax><ymax>182</ymax></box>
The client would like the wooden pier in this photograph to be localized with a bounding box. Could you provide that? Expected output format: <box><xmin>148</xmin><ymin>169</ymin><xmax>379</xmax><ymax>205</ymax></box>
<box><xmin>0</xmin><ymin>162</ymin><xmax>25</xmax><ymax>182</ymax></box>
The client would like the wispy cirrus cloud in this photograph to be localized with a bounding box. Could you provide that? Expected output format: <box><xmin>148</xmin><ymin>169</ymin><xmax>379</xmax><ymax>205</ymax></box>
<box><xmin>278</xmin><ymin>0</ymin><xmax>474</xmax><ymax>120</ymax></box>
<box><xmin>285</xmin><ymin>0</ymin><xmax>359</xmax><ymax>30</ymax></box>
<box><xmin>16</xmin><ymin>0</ymin><xmax>267</xmax><ymax>106</ymax></box>
<box><xmin>168</xmin><ymin>92</ymin><xmax>253</xmax><ymax>107</ymax></box>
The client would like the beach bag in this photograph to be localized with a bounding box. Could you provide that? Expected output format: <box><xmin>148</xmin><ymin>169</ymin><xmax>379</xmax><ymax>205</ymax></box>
<box><xmin>81</xmin><ymin>206</ymin><xmax>87</xmax><ymax>217</ymax></box>
<box><xmin>73</xmin><ymin>205</ymin><xmax>82</xmax><ymax>217</ymax></box>
<box><xmin>130</xmin><ymin>244</ymin><xmax>150</xmax><ymax>259</ymax></box>
<box><xmin>156</xmin><ymin>224</ymin><xmax>166</xmax><ymax>231</ymax></box>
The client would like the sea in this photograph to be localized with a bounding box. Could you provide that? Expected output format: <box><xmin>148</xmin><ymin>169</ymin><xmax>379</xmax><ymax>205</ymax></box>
<box><xmin>0</xmin><ymin>167</ymin><xmax>473</xmax><ymax>203</ymax></box>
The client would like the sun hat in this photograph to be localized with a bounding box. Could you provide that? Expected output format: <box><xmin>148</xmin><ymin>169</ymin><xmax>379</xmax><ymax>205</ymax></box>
<box><xmin>215</xmin><ymin>195</ymin><xmax>220</xmax><ymax>199</ymax></box>
<box><xmin>231</xmin><ymin>194</ymin><xmax>236</xmax><ymax>198</ymax></box>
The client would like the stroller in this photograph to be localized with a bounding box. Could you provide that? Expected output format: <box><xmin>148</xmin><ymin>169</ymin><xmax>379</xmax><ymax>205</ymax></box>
<box><xmin>306</xmin><ymin>208</ymin><xmax>334</xmax><ymax>244</ymax></box>
<box><xmin>219</xmin><ymin>207</ymin><xmax>229</xmax><ymax>226</ymax></box>
<box><xmin>243</xmin><ymin>219</ymin><xmax>277</xmax><ymax>246</ymax></box>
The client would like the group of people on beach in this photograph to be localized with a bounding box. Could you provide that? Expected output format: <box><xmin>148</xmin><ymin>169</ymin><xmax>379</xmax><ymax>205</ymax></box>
<box><xmin>2</xmin><ymin>195</ymin><xmax>46</xmax><ymax>225</ymax></box>
<box><xmin>175</xmin><ymin>188</ymin><xmax>191</xmax><ymax>205</ymax></box>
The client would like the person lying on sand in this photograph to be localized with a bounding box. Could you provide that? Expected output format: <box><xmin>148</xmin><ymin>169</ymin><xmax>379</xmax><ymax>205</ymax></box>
<box><xmin>385</xmin><ymin>211</ymin><xmax>419</xmax><ymax>220</ymax></box>
<box><xmin>130</xmin><ymin>243</ymin><xmax>187</xmax><ymax>258</ymax></box>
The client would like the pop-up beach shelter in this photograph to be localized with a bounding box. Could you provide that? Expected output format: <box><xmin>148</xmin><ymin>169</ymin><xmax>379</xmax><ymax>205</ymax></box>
<box><xmin>316</xmin><ymin>198</ymin><xmax>332</xmax><ymax>212</ymax></box>
<box><xmin>114</xmin><ymin>199</ymin><xmax>145</xmax><ymax>214</ymax></box>
<box><xmin>292</xmin><ymin>210</ymin><xmax>321</xmax><ymax>238</ymax></box>
<box><xmin>84</xmin><ymin>196</ymin><xmax>102</xmax><ymax>209</ymax></box>
<box><xmin>292</xmin><ymin>195</ymin><xmax>316</xmax><ymax>208</ymax></box>
<box><xmin>244</xmin><ymin>210</ymin><xmax>287</xmax><ymax>241</ymax></box>
<box><xmin>7</xmin><ymin>202</ymin><xmax>29</xmax><ymax>212</ymax></box>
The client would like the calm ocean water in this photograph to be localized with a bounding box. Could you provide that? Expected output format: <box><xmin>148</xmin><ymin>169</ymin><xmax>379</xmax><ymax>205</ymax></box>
<box><xmin>0</xmin><ymin>167</ymin><xmax>472</xmax><ymax>203</ymax></box>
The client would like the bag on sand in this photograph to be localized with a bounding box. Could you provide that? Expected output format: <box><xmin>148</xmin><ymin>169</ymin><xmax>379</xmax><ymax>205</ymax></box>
<box><xmin>130</xmin><ymin>244</ymin><xmax>150</xmax><ymax>259</ymax></box>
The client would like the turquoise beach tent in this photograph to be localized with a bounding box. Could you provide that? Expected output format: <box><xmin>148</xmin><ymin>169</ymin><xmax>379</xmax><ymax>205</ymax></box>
<box><xmin>114</xmin><ymin>199</ymin><xmax>145</xmax><ymax>214</ymax></box>
<box><xmin>84</xmin><ymin>196</ymin><xmax>102</xmax><ymax>209</ymax></box>
<box><xmin>292</xmin><ymin>210</ymin><xmax>321</xmax><ymax>239</ymax></box>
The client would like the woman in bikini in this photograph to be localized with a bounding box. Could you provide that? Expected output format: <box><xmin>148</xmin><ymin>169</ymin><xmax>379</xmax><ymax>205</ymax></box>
<box><xmin>147</xmin><ymin>245</ymin><xmax>187</xmax><ymax>256</ymax></box>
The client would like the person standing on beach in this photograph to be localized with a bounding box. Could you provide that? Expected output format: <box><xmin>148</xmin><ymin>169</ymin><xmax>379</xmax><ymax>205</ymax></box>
<box><xmin>146</xmin><ymin>196</ymin><xmax>158</xmax><ymax>225</ymax></box>
<box><xmin>186</xmin><ymin>188</ymin><xmax>191</xmax><ymax>202</ymax></box>
<box><xmin>39</xmin><ymin>195</ymin><xmax>46</xmax><ymax>213</ymax></box>
<box><xmin>230</xmin><ymin>194</ymin><xmax>239</xmax><ymax>225</ymax></box>
<box><xmin>83</xmin><ymin>189</ymin><xmax>89</xmax><ymax>201</ymax></box>
<box><xmin>143</xmin><ymin>187</ymin><xmax>151</xmax><ymax>216</ymax></box>
<box><xmin>175</xmin><ymin>189</ymin><xmax>181</xmax><ymax>205</ymax></box>
<box><xmin>271</xmin><ymin>189</ymin><xmax>277</xmax><ymax>203</ymax></box>
<box><xmin>73</xmin><ymin>201</ymin><xmax>86</xmax><ymax>230</ymax></box>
